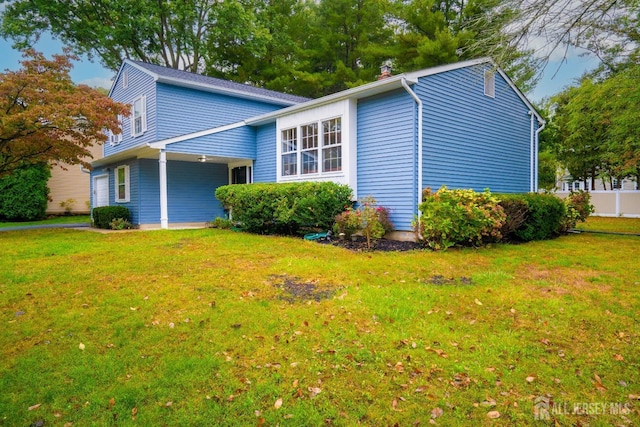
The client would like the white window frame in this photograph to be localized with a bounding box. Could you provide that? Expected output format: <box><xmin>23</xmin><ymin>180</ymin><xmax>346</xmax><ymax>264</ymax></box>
<box><xmin>279</xmin><ymin>116</ymin><xmax>342</xmax><ymax>179</ymax></box>
<box><xmin>114</xmin><ymin>165</ymin><xmax>130</xmax><ymax>203</ymax></box>
<box><xmin>109</xmin><ymin>114</ymin><xmax>123</xmax><ymax>146</ymax></box>
<box><xmin>484</xmin><ymin>70</ymin><xmax>495</xmax><ymax>98</ymax></box>
<box><xmin>131</xmin><ymin>95</ymin><xmax>147</xmax><ymax>137</ymax></box>
<box><xmin>229</xmin><ymin>161</ymin><xmax>253</xmax><ymax>185</ymax></box>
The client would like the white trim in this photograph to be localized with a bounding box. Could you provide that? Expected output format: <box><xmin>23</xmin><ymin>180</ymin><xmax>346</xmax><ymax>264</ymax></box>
<box><xmin>484</xmin><ymin>70</ymin><xmax>495</xmax><ymax>98</ymax></box>
<box><xmin>114</xmin><ymin>165</ymin><xmax>130</xmax><ymax>203</ymax></box>
<box><xmin>159</xmin><ymin>150</ymin><xmax>168</xmax><ymax>229</ymax></box>
<box><xmin>148</xmin><ymin>121</ymin><xmax>246</xmax><ymax>149</ymax></box>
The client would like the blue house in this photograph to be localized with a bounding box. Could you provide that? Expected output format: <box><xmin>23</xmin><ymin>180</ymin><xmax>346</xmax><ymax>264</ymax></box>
<box><xmin>91</xmin><ymin>58</ymin><xmax>544</xmax><ymax>236</ymax></box>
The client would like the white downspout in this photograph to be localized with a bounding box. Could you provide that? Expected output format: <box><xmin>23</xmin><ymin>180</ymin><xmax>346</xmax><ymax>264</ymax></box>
<box><xmin>159</xmin><ymin>149</ymin><xmax>169</xmax><ymax>229</ymax></box>
<box><xmin>534</xmin><ymin>119</ymin><xmax>545</xmax><ymax>193</ymax></box>
<box><xmin>401</xmin><ymin>78</ymin><xmax>423</xmax><ymax>225</ymax></box>
<box><xmin>529</xmin><ymin>112</ymin><xmax>535</xmax><ymax>192</ymax></box>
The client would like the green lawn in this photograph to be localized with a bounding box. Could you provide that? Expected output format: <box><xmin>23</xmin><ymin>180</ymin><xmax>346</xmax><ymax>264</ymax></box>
<box><xmin>576</xmin><ymin>216</ymin><xmax>640</xmax><ymax>234</ymax></box>
<box><xmin>1</xmin><ymin>224</ymin><xmax>638</xmax><ymax>426</ymax></box>
<box><xmin>0</xmin><ymin>215</ymin><xmax>91</xmax><ymax>228</ymax></box>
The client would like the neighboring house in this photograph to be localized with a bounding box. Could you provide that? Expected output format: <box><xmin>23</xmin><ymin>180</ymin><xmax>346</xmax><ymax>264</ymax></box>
<box><xmin>47</xmin><ymin>142</ymin><xmax>102</xmax><ymax>214</ymax></box>
<box><xmin>558</xmin><ymin>175</ymin><xmax>638</xmax><ymax>191</ymax></box>
<box><xmin>91</xmin><ymin>58</ymin><xmax>544</xmax><ymax>234</ymax></box>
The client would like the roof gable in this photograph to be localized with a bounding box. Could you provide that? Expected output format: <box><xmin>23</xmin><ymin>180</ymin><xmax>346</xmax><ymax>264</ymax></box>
<box><xmin>122</xmin><ymin>60</ymin><xmax>310</xmax><ymax>106</ymax></box>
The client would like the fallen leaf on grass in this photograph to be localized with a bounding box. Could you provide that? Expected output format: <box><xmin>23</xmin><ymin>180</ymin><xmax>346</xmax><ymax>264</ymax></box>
<box><xmin>474</xmin><ymin>299</ymin><xmax>483</xmax><ymax>306</ymax></box>
<box><xmin>308</xmin><ymin>387</ymin><xmax>321</xmax><ymax>398</ymax></box>
<box><xmin>78</xmin><ymin>343</ymin><xmax>85</xmax><ymax>351</ymax></box>
<box><xmin>593</xmin><ymin>373</ymin><xmax>607</xmax><ymax>392</ymax></box>
<box><xmin>28</xmin><ymin>403</ymin><xmax>41</xmax><ymax>411</ymax></box>
<box><xmin>108</xmin><ymin>398</ymin><xmax>116</xmax><ymax>408</ymax></box>
<box><xmin>525</xmin><ymin>376</ymin><xmax>536</xmax><ymax>383</ymax></box>
<box><xmin>487</xmin><ymin>410</ymin><xmax>500</xmax><ymax>419</ymax></box>
<box><xmin>274</xmin><ymin>398</ymin><xmax>283</xmax><ymax>409</ymax></box>
<box><xmin>614</xmin><ymin>354</ymin><xmax>624</xmax><ymax>361</ymax></box>
<box><xmin>165</xmin><ymin>401</ymin><xmax>173</xmax><ymax>407</ymax></box>
<box><xmin>628</xmin><ymin>394</ymin><xmax>640</xmax><ymax>400</ymax></box>
<box><xmin>431</xmin><ymin>407</ymin><xmax>443</xmax><ymax>419</ymax></box>
<box><xmin>284</xmin><ymin>414</ymin><xmax>293</xmax><ymax>419</ymax></box>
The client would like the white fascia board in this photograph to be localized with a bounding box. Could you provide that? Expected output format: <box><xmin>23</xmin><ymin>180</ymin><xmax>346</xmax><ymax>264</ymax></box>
<box><xmin>91</xmin><ymin>145</ymin><xmax>156</xmax><ymax>168</ymax></box>
<box><xmin>148</xmin><ymin>121</ymin><xmax>247</xmax><ymax>149</ymax></box>
<box><xmin>245</xmin><ymin>75</ymin><xmax>418</xmax><ymax>126</ymax></box>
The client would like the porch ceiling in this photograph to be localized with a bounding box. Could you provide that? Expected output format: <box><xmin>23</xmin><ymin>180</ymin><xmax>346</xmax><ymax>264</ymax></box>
<box><xmin>92</xmin><ymin>145</ymin><xmax>252</xmax><ymax>168</ymax></box>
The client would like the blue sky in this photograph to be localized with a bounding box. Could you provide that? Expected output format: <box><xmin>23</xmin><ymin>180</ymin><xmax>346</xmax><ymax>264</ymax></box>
<box><xmin>0</xmin><ymin>32</ymin><xmax>599</xmax><ymax>103</ymax></box>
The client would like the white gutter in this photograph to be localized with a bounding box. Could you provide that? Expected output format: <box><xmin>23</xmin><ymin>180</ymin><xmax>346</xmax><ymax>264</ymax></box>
<box><xmin>534</xmin><ymin>119</ymin><xmax>545</xmax><ymax>192</ymax></box>
<box><xmin>401</xmin><ymin>78</ymin><xmax>423</xmax><ymax>225</ymax></box>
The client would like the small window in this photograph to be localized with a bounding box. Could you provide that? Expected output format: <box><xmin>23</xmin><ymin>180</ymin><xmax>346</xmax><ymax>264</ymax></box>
<box><xmin>301</xmin><ymin>122</ymin><xmax>318</xmax><ymax>174</ymax></box>
<box><xmin>322</xmin><ymin>118</ymin><xmax>341</xmax><ymax>172</ymax></box>
<box><xmin>281</xmin><ymin>128</ymin><xmax>297</xmax><ymax>176</ymax></box>
<box><xmin>122</xmin><ymin>71</ymin><xmax>129</xmax><ymax>89</ymax></box>
<box><xmin>131</xmin><ymin>95</ymin><xmax>147</xmax><ymax>137</ymax></box>
<box><xmin>115</xmin><ymin>165</ymin><xmax>130</xmax><ymax>203</ymax></box>
<box><xmin>484</xmin><ymin>70</ymin><xmax>495</xmax><ymax>98</ymax></box>
<box><xmin>109</xmin><ymin>114</ymin><xmax>123</xmax><ymax>146</ymax></box>
<box><xmin>612</xmin><ymin>179</ymin><xmax>622</xmax><ymax>190</ymax></box>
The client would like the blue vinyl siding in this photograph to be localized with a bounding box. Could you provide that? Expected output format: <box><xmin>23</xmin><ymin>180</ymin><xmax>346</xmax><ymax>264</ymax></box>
<box><xmin>417</xmin><ymin>65</ymin><xmax>533</xmax><ymax>193</ymax></box>
<box><xmin>254</xmin><ymin>123</ymin><xmax>277</xmax><ymax>182</ymax></box>
<box><xmin>357</xmin><ymin>89</ymin><xmax>417</xmax><ymax>231</ymax></box>
<box><xmin>166</xmin><ymin>126</ymin><xmax>256</xmax><ymax>159</ymax></box>
<box><xmin>105</xmin><ymin>65</ymin><xmax>157</xmax><ymax>157</ymax></box>
<box><xmin>137</xmin><ymin>159</ymin><xmax>228</xmax><ymax>224</ymax></box>
<box><xmin>156</xmin><ymin>83</ymin><xmax>285</xmax><ymax>140</ymax></box>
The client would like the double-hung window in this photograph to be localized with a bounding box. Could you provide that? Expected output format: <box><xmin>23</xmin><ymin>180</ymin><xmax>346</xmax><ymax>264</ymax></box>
<box><xmin>109</xmin><ymin>114</ymin><xmax>123</xmax><ymax>145</ymax></box>
<box><xmin>131</xmin><ymin>95</ymin><xmax>147</xmax><ymax>137</ymax></box>
<box><xmin>280</xmin><ymin>117</ymin><xmax>342</xmax><ymax>178</ymax></box>
<box><xmin>281</xmin><ymin>128</ymin><xmax>297</xmax><ymax>176</ymax></box>
<box><xmin>115</xmin><ymin>165</ymin><xmax>130</xmax><ymax>203</ymax></box>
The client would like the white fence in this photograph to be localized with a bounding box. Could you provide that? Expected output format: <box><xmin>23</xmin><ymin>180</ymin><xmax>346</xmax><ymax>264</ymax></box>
<box><xmin>556</xmin><ymin>191</ymin><xmax>640</xmax><ymax>218</ymax></box>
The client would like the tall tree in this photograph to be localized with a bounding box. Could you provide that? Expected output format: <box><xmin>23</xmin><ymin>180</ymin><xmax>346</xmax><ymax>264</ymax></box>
<box><xmin>0</xmin><ymin>50</ymin><xmax>129</xmax><ymax>177</ymax></box>
<box><xmin>0</xmin><ymin>0</ymin><xmax>246</xmax><ymax>73</ymax></box>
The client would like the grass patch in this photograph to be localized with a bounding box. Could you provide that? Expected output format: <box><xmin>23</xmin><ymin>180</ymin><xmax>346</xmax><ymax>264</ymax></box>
<box><xmin>576</xmin><ymin>216</ymin><xmax>640</xmax><ymax>234</ymax></box>
<box><xmin>0</xmin><ymin>226</ymin><xmax>638</xmax><ymax>426</ymax></box>
<box><xmin>0</xmin><ymin>215</ymin><xmax>91</xmax><ymax>228</ymax></box>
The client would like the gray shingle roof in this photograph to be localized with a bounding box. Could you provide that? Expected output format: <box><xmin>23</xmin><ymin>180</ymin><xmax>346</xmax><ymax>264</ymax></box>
<box><xmin>128</xmin><ymin>60</ymin><xmax>310</xmax><ymax>105</ymax></box>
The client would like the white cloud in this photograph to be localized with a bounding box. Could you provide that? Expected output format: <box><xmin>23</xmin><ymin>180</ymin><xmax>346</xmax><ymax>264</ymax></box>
<box><xmin>78</xmin><ymin>76</ymin><xmax>113</xmax><ymax>89</ymax></box>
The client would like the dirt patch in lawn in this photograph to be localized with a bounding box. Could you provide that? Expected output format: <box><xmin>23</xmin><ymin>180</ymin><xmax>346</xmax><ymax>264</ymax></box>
<box><xmin>317</xmin><ymin>237</ymin><xmax>422</xmax><ymax>252</ymax></box>
<box><xmin>268</xmin><ymin>275</ymin><xmax>339</xmax><ymax>303</ymax></box>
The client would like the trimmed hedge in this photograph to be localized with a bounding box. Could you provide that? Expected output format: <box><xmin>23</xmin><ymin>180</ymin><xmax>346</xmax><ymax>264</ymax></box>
<box><xmin>0</xmin><ymin>163</ymin><xmax>51</xmax><ymax>221</ymax></box>
<box><xmin>92</xmin><ymin>206</ymin><xmax>131</xmax><ymax>229</ymax></box>
<box><xmin>512</xmin><ymin>193</ymin><xmax>566</xmax><ymax>241</ymax></box>
<box><xmin>215</xmin><ymin>182</ymin><xmax>353</xmax><ymax>235</ymax></box>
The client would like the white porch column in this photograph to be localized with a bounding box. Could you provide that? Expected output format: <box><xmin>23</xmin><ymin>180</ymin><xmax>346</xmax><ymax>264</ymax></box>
<box><xmin>159</xmin><ymin>149</ymin><xmax>169</xmax><ymax>229</ymax></box>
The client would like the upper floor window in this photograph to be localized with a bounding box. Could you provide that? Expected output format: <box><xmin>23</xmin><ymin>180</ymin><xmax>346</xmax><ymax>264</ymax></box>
<box><xmin>280</xmin><ymin>117</ymin><xmax>341</xmax><ymax>178</ymax></box>
<box><xmin>131</xmin><ymin>95</ymin><xmax>147</xmax><ymax>137</ymax></box>
<box><xmin>109</xmin><ymin>114</ymin><xmax>123</xmax><ymax>146</ymax></box>
<box><xmin>484</xmin><ymin>70</ymin><xmax>495</xmax><ymax>98</ymax></box>
<box><xmin>122</xmin><ymin>70</ymin><xmax>129</xmax><ymax>89</ymax></box>
<box><xmin>115</xmin><ymin>165</ymin><xmax>130</xmax><ymax>203</ymax></box>
<box><xmin>612</xmin><ymin>178</ymin><xmax>622</xmax><ymax>190</ymax></box>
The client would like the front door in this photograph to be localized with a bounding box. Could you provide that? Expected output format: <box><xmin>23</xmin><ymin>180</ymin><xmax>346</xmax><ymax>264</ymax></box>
<box><xmin>93</xmin><ymin>175</ymin><xmax>109</xmax><ymax>207</ymax></box>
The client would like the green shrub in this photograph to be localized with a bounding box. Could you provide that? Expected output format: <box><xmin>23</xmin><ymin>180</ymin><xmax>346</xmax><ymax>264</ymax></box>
<box><xmin>561</xmin><ymin>190</ymin><xmax>593</xmax><ymax>231</ymax></box>
<box><xmin>497</xmin><ymin>194</ymin><xmax>529</xmax><ymax>240</ymax></box>
<box><xmin>415</xmin><ymin>187</ymin><xmax>505</xmax><ymax>250</ymax></box>
<box><xmin>207</xmin><ymin>217</ymin><xmax>232</xmax><ymax>229</ymax></box>
<box><xmin>92</xmin><ymin>206</ymin><xmax>131</xmax><ymax>229</ymax></box>
<box><xmin>513</xmin><ymin>193</ymin><xmax>566</xmax><ymax>241</ymax></box>
<box><xmin>0</xmin><ymin>163</ymin><xmax>51</xmax><ymax>221</ymax></box>
<box><xmin>215</xmin><ymin>182</ymin><xmax>353</xmax><ymax>235</ymax></box>
<box><xmin>334</xmin><ymin>196</ymin><xmax>394</xmax><ymax>248</ymax></box>
<box><xmin>109</xmin><ymin>217</ymin><xmax>133</xmax><ymax>230</ymax></box>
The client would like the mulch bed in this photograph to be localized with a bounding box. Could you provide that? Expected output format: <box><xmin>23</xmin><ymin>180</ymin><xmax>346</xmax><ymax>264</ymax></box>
<box><xmin>317</xmin><ymin>236</ymin><xmax>422</xmax><ymax>252</ymax></box>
